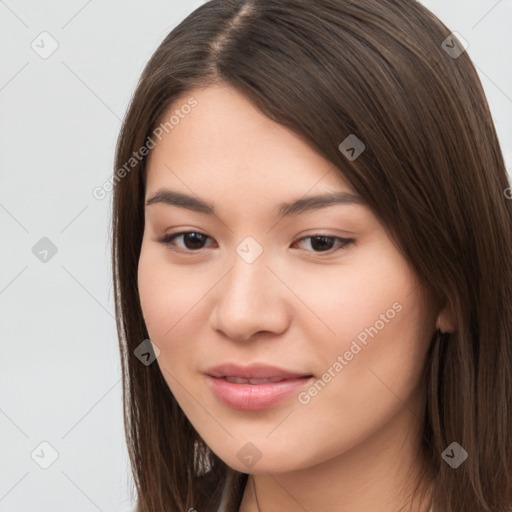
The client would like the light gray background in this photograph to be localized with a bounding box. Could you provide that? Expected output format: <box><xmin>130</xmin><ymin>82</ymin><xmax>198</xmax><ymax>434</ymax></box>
<box><xmin>1</xmin><ymin>1</ymin><xmax>511</xmax><ymax>511</ymax></box>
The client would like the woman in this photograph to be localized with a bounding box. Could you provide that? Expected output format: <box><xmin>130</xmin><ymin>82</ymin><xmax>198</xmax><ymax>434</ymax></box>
<box><xmin>112</xmin><ymin>1</ymin><xmax>512</xmax><ymax>510</ymax></box>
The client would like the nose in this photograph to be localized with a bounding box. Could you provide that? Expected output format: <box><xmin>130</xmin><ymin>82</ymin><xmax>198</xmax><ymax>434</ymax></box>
<box><xmin>210</xmin><ymin>250</ymin><xmax>291</xmax><ymax>342</ymax></box>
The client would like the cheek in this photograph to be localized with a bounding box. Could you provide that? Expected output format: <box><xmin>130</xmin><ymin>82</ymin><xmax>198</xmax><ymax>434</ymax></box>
<box><xmin>307</xmin><ymin>273</ymin><xmax>430</xmax><ymax>417</ymax></box>
<box><xmin>137</xmin><ymin>244</ymin><xmax>214</xmax><ymax>361</ymax></box>
<box><xmin>137</xmin><ymin>252</ymin><xmax>201</xmax><ymax>411</ymax></box>
<box><xmin>293</xmin><ymin>251</ymin><xmax>420</xmax><ymax>362</ymax></box>
<box><xmin>298</xmin><ymin>248</ymin><xmax>432</xmax><ymax>415</ymax></box>
<box><xmin>288</xmin><ymin>271</ymin><xmax>431</xmax><ymax>462</ymax></box>
<box><xmin>137</xmin><ymin>250</ymin><xmax>171</xmax><ymax>337</ymax></box>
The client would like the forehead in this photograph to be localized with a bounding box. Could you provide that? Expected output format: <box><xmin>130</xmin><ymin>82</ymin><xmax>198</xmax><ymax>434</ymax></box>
<box><xmin>145</xmin><ymin>84</ymin><xmax>355</xmax><ymax>197</ymax></box>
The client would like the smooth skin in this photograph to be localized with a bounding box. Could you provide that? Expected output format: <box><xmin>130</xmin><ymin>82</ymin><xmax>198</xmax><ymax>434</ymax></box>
<box><xmin>137</xmin><ymin>85</ymin><xmax>454</xmax><ymax>512</ymax></box>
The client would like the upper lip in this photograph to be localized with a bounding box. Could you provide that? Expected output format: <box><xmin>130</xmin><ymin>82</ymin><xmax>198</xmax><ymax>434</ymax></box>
<box><xmin>206</xmin><ymin>363</ymin><xmax>312</xmax><ymax>380</ymax></box>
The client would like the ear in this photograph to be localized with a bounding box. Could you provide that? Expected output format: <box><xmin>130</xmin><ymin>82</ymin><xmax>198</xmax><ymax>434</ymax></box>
<box><xmin>436</xmin><ymin>301</ymin><xmax>456</xmax><ymax>333</ymax></box>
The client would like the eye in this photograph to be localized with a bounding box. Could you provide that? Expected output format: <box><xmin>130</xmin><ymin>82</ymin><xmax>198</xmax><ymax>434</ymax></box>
<box><xmin>155</xmin><ymin>231</ymin><xmax>354</xmax><ymax>255</ymax></box>
<box><xmin>156</xmin><ymin>231</ymin><xmax>215</xmax><ymax>252</ymax></box>
<box><xmin>293</xmin><ymin>234</ymin><xmax>354</xmax><ymax>254</ymax></box>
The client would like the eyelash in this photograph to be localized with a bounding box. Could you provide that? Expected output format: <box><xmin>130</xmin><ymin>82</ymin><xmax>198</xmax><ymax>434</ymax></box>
<box><xmin>155</xmin><ymin>231</ymin><xmax>354</xmax><ymax>256</ymax></box>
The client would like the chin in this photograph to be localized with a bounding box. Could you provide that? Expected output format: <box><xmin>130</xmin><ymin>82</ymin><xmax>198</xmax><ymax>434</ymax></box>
<box><xmin>207</xmin><ymin>443</ymin><xmax>316</xmax><ymax>475</ymax></box>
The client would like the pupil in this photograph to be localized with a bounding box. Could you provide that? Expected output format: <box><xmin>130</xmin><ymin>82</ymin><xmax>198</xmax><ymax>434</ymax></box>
<box><xmin>185</xmin><ymin>233</ymin><xmax>206</xmax><ymax>249</ymax></box>
<box><xmin>311</xmin><ymin>236</ymin><xmax>334</xmax><ymax>252</ymax></box>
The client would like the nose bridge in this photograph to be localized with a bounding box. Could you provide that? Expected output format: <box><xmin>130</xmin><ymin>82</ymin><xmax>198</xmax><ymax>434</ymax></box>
<box><xmin>211</xmin><ymin>239</ymin><xmax>288</xmax><ymax>340</ymax></box>
<box><xmin>223</xmin><ymin>242</ymin><xmax>273</xmax><ymax>310</ymax></box>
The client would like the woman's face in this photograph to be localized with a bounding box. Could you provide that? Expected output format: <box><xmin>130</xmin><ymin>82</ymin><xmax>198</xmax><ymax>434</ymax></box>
<box><xmin>138</xmin><ymin>84</ymin><xmax>440</xmax><ymax>474</ymax></box>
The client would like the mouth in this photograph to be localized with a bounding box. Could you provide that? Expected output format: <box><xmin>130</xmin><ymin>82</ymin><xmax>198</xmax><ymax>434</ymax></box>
<box><xmin>222</xmin><ymin>376</ymin><xmax>302</xmax><ymax>384</ymax></box>
<box><xmin>204</xmin><ymin>363</ymin><xmax>314</xmax><ymax>411</ymax></box>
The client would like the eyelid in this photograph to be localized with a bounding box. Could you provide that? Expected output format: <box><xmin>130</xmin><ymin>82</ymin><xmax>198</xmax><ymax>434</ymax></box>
<box><xmin>154</xmin><ymin>230</ymin><xmax>215</xmax><ymax>253</ymax></box>
<box><xmin>154</xmin><ymin>230</ymin><xmax>355</xmax><ymax>256</ymax></box>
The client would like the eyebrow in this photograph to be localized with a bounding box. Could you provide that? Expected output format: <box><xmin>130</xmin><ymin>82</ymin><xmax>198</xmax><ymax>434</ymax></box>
<box><xmin>145</xmin><ymin>188</ymin><xmax>364</xmax><ymax>218</ymax></box>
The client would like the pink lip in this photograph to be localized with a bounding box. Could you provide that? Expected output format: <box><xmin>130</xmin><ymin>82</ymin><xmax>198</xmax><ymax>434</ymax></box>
<box><xmin>206</xmin><ymin>363</ymin><xmax>311</xmax><ymax>380</ymax></box>
<box><xmin>205</xmin><ymin>363</ymin><xmax>314</xmax><ymax>411</ymax></box>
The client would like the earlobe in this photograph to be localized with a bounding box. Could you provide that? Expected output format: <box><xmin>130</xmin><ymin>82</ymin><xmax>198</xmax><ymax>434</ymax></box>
<box><xmin>436</xmin><ymin>302</ymin><xmax>456</xmax><ymax>334</ymax></box>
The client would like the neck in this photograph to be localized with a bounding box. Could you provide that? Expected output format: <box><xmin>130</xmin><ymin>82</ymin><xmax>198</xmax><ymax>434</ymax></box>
<box><xmin>238</xmin><ymin>394</ymin><xmax>433</xmax><ymax>512</ymax></box>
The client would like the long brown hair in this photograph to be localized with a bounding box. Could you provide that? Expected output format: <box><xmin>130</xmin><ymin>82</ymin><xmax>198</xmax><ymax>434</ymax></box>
<box><xmin>112</xmin><ymin>1</ymin><xmax>512</xmax><ymax>510</ymax></box>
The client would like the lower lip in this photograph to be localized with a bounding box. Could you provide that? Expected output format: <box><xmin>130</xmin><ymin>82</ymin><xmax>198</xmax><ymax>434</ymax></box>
<box><xmin>206</xmin><ymin>375</ymin><xmax>313</xmax><ymax>411</ymax></box>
